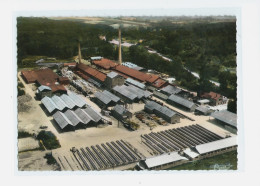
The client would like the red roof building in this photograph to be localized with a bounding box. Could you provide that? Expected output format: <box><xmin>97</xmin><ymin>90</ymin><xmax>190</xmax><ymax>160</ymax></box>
<box><xmin>58</xmin><ymin>77</ymin><xmax>70</xmax><ymax>85</ymax></box>
<box><xmin>200</xmin><ymin>91</ymin><xmax>228</xmax><ymax>106</ymax></box>
<box><xmin>63</xmin><ymin>62</ymin><xmax>77</xmax><ymax>67</ymax></box>
<box><xmin>21</xmin><ymin>68</ymin><xmax>67</xmax><ymax>94</ymax></box>
<box><xmin>21</xmin><ymin>68</ymin><xmax>59</xmax><ymax>85</ymax></box>
<box><xmin>152</xmin><ymin>78</ymin><xmax>167</xmax><ymax>88</ymax></box>
<box><xmin>92</xmin><ymin>58</ymin><xmax>118</xmax><ymax>70</ymax></box>
<box><xmin>113</xmin><ymin>65</ymin><xmax>160</xmax><ymax>83</ymax></box>
<box><xmin>76</xmin><ymin>63</ymin><xmax>107</xmax><ymax>83</ymax></box>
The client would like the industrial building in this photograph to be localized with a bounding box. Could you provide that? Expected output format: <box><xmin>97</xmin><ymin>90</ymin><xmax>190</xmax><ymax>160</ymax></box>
<box><xmin>144</xmin><ymin>101</ymin><xmax>180</xmax><ymax>124</ymax></box>
<box><xmin>200</xmin><ymin>91</ymin><xmax>228</xmax><ymax>106</ymax></box>
<box><xmin>125</xmin><ymin>78</ymin><xmax>146</xmax><ymax>89</ymax></box>
<box><xmin>152</xmin><ymin>91</ymin><xmax>169</xmax><ymax>101</ymax></box>
<box><xmin>36</xmin><ymin>85</ymin><xmax>52</xmax><ymax>99</ymax></box>
<box><xmin>210</xmin><ymin>110</ymin><xmax>237</xmax><ymax>133</ymax></box>
<box><xmin>112</xmin><ymin>64</ymin><xmax>167</xmax><ymax>88</ymax></box>
<box><xmin>41</xmin><ymin>92</ymin><xmax>87</xmax><ymax>114</ymax></box>
<box><xmin>161</xmin><ymin>85</ymin><xmax>182</xmax><ymax>96</ymax></box>
<box><xmin>104</xmin><ymin>71</ymin><xmax>125</xmax><ymax>89</ymax></box>
<box><xmin>191</xmin><ymin>136</ymin><xmax>237</xmax><ymax>158</ymax></box>
<box><xmin>21</xmin><ymin>68</ymin><xmax>68</xmax><ymax>95</ymax></box>
<box><xmin>197</xmin><ymin>99</ymin><xmax>210</xmax><ymax>105</ymax></box>
<box><xmin>137</xmin><ymin>151</ymin><xmax>188</xmax><ymax>170</ymax></box>
<box><xmin>111</xmin><ymin>104</ymin><xmax>133</xmax><ymax>121</ymax></box>
<box><xmin>57</xmin><ymin>76</ymin><xmax>70</xmax><ymax>85</ymax></box>
<box><xmin>92</xmin><ymin>58</ymin><xmax>118</xmax><ymax>70</ymax></box>
<box><xmin>76</xmin><ymin>63</ymin><xmax>107</xmax><ymax>86</ymax></box>
<box><xmin>21</xmin><ymin>68</ymin><xmax>59</xmax><ymax>84</ymax></box>
<box><xmin>122</xmin><ymin>62</ymin><xmax>145</xmax><ymax>71</ymax></box>
<box><xmin>94</xmin><ymin>90</ymin><xmax>121</xmax><ymax>108</ymax></box>
<box><xmin>53</xmin><ymin>106</ymin><xmax>102</xmax><ymax>130</ymax></box>
<box><xmin>112</xmin><ymin>85</ymin><xmax>152</xmax><ymax>103</ymax></box>
<box><xmin>195</xmin><ymin>105</ymin><xmax>213</xmax><ymax>116</ymax></box>
<box><xmin>167</xmin><ymin>94</ymin><xmax>197</xmax><ymax>112</ymax></box>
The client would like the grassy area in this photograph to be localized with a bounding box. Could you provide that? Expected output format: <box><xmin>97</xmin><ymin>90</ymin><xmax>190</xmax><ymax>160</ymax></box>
<box><xmin>167</xmin><ymin>150</ymin><xmax>237</xmax><ymax>170</ymax></box>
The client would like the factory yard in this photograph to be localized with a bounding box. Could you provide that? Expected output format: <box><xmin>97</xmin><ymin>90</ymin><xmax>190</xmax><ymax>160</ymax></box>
<box><xmin>17</xmin><ymin>69</ymin><xmax>234</xmax><ymax>171</ymax></box>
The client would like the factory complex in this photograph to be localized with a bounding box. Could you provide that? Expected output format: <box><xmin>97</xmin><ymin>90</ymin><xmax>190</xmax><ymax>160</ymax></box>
<box><xmin>18</xmin><ymin>28</ymin><xmax>237</xmax><ymax>171</ymax></box>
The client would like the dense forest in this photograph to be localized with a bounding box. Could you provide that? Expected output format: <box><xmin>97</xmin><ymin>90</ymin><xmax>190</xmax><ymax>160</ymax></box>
<box><xmin>17</xmin><ymin>17</ymin><xmax>237</xmax><ymax>113</ymax></box>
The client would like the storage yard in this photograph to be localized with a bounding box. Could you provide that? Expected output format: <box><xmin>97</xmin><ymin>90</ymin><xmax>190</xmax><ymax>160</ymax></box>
<box><xmin>18</xmin><ymin>34</ymin><xmax>237</xmax><ymax>170</ymax></box>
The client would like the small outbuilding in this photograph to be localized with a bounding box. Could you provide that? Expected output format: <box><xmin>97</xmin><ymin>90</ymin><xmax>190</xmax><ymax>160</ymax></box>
<box><xmin>145</xmin><ymin>101</ymin><xmax>180</xmax><ymax>124</ymax></box>
<box><xmin>111</xmin><ymin>104</ymin><xmax>133</xmax><ymax>121</ymax></box>
<box><xmin>37</xmin><ymin>85</ymin><xmax>52</xmax><ymax>99</ymax></box>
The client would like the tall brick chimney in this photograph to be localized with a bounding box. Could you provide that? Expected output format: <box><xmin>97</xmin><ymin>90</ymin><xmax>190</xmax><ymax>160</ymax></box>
<box><xmin>78</xmin><ymin>42</ymin><xmax>82</xmax><ymax>64</ymax></box>
<box><xmin>118</xmin><ymin>27</ymin><xmax>122</xmax><ymax>65</ymax></box>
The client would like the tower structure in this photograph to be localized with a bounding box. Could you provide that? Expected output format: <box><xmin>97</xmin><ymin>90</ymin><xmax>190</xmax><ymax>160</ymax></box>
<box><xmin>118</xmin><ymin>26</ymin><xmax>122</xmax><ymax>65</ymax></box>
<box><xmin>78</xmin><ymin>42</ymin><xmax>82</xmax><ymax>64</ymax></box>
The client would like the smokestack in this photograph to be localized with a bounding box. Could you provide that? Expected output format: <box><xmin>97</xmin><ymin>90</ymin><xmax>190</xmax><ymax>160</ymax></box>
<box><xmin>118</xmin><ymin>27</ymin><xmax>122</xmax><ymax>65</ymax></box>
<box><xmin>78</xmin><ymin>42</ymin><xmax>82</xmax><ymax>64</ymax></box>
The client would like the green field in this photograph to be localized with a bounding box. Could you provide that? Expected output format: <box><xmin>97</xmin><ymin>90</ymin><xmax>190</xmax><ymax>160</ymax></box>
<box><xmin>167</xmin><ymin>150</ymin><xmax>237</xmax><ymax>170</ymax></box>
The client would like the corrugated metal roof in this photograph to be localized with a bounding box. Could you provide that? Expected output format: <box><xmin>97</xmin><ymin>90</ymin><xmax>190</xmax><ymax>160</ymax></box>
<box><xmin>53</xmin><ymin>111</ymin><xmax>72</xmax><ymax>129</ymax></box>
<box><xmin>145</xmin><ymin>101</ymin><xmax>177</xmax><ymax>118</ymax></box>
<box><xmin>94</xmin><ymin>91</ymin><xmax>111</xmax><ymax>105</ymax></box>
<box><xmin>144</xmin><ymin>152</ymin><xmax>188</xmax><ymax>168</ymax></box>
<box><xmin>153</xmin><ymin>91</ymin><xmax>169</xmax><ymax>100</ymax></box>
<box><xmin>38</xmin><ymin>85</ymin><xmax>52</xmax><ymax>92</ymax></box>
<box><xmin>195</xmin><ymin>105</ymin><xmax>210</xmax><ymax>114</ymax></box>
<box><xmin>113</xmin><ymin>104</ymin><xmax>128</xmax><ymax>115</ymax></box>
<box><xmin>167</xmin><ymin>94</ymin><xmax>196</xmax><ymax>109</ymax></box>
<box><xmin>42</xmin><ymin>93</ymin><xmax>87</xmax><ymax>113</ymax></box>
<box><xmin>161</xmin><ymin>85</ymin><xmax>182</xmax><ymax>95</ymax></box>
<box><xmin>41</xmin><ymin>96</ymin><xmax>58</xmax><ymax>113</ymax></box>
<box><xmin>88</xmin><ymin>78</ymin><xmax>102</xmax><ymax>87</ymax></box>
<box><xmin>64</xmin><ymin>110</ymin><xmax>83</xmax><ymax>126</ymax></box>
<box><xmin>60</xmin><ymin>94</ymin><xmax>76</xmax><ymax>109</ymax></box>
<box><xmin>94</xmin><ymin>90</ymin><xmax>120</xmax><ymax>105</ymax></box>
<box><xmin>67</xmin><ymin>92</ymin><xmax>87</xmax><ymax>108</ymax></box>
<box><xmin>127</xmin><ymin>85</ymin><xmax>152</xmax><ymax>98</ymax></box>
<box><xmin>126</xmin><ymin>78</ymin><xmax>146</xmax><ymax>89</ymax></box>
<box><xmin>113</xmin><ymin>85</ymin><xmax>138</xmax><ymax>101</ymax></box>
<box><xmin>195</xmin><ymin>136</ymin><xmax>237</xmax><ymax>154</ymax></box>
<box><xmin>145</xmin><ymin>100</ymin><xmax>161</xmax><ymax>111</ymax></box>
<box><xmin>103</xmin><ymin>90</ymin><xmax>120</xmax><ymax>103</ymax></box>
<box><xmin>211</xmin><ymin>110</ymin><xmax>237</xmax><ymax>128</ymax></box>
<box><xmin>82</xmin><ymin>107</ymin><xmax>102</xmax><ymax>122</ymax></box>
<box><xmin>158</xmin><ymin>106</ymin><xmax>176</xmax><ymax>118</ymax></box>
<box><xmin>74</xmin><ymin>108</ymin><xmax>92</xmax><ymax>124</ymax></box>
<box><xmin>51</xmin><ymin>95</ymin><xmax>67</xmax><ymax>111</ymax></box>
